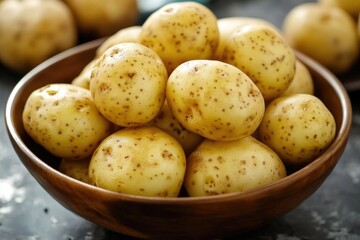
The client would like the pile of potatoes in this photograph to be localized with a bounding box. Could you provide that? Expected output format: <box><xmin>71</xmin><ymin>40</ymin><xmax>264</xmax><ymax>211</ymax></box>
<box><xmin>283</xmin><ymin>0</ymin><xmax>360</xmax><ymax>75</ymax></box>
<box><xmin>0</xmin><ymin>0</ymin><xmax>139</xmax><ymax>72</ymax></box>
<box><xmin>22</xmin><ymin>1</ymin><xmax>337</xmax><ymax>198</ymax></box>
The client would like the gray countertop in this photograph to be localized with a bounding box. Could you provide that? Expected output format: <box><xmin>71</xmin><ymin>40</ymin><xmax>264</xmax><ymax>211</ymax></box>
<box><xmin>1</xmin><ymin>0</ymin><xmax>360</xmax><ymax>239</ymax></box>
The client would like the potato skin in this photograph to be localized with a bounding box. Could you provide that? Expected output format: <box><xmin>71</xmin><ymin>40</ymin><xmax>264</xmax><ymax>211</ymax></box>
<box><xmin>96</xmin><ymin>26</ymin><xmax>141</xmax><ymax>57</ymax></box>
<box><xmin>150</xmin><ymin>100</ymin><xmax>203</xmax><ymax>156</ymax></box>
<box><xmin>22</xmin><ymin>84</ymin><xmax>113</xmax><ymax>160</ymax></box>
<box><xmin>166</xmin><ymin>60</ymin><xmax>265</xmax><ymax>141</ymax></box>
<box><xmin>215</xmin><ymin>17</ymin><xmax>281</xmax><ymax>60</ymax></box>
<box><xmin>221</xmin><ymin>24</ymin><xmax>296</xmax><ymax>101</ymax></box>
<box><xmin>71</xmin><ymin>59</ymin><xmax>96</xmax><ymax>90</ymax></box>
<box><xmin>0</xmin><ymin>0</ymin><xmax>77</xmax><ymax>72</ymax></box>
<box><xmin>139</xmin><ymin>1</ymin><xmax>219</xmax><ymax>73</ymax></box>
<box><xmin>59</xmin><ymin>158</ymin><xmax>91</xmax><ymax>184</ymax></box>
<box><xmin>283</xmin><ymin>3</ymin><xmax>359</xmax><ymax>74</ymax></box>
<box><xmin>184</xmin><ymin>136</ymin><xmax>286</xmax><ymax>197</ymax></box>
<box><xmin>258</xmin><ymin>94</ymin><xmax>336</xmax><ymax>167</ymax></box>
<box><xmin>89</xmin><ymin>126</ymin><xmax>186</xmax><ymax>197</ymax></box>
<box><xmin>280</xmin><ymin>60</ymin><xmax>314</xmax><ymax>96</ymax></box>
<box><xmin>63</xmin><ymin>0</ymin><xmax>139</xmax><ymax>39</ymax></box>
<box><xmin>90</xmin><ymin>43</ymin><xmax>168</xmax><ymax>127</ymax></box>
<box><xmin>319</xmin><ymin>0</ymin><xmax>360</xmax><ymax>18</ymax></box>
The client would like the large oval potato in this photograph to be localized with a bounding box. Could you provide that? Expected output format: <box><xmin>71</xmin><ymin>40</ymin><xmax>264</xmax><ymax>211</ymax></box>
<box><xmin>258</xmin><ymin>93</ymin><xmax>336</xmax><ymax>167</ymax></box>
<box><xmin>184</xmin><ymin>136</ymin><xmax>287</xmax><ymax>197</ymax></box>
<box><xmin>90</xmin><ymin>43</ymin><xmax>168</xmax><ymax>127</ymax></box>
<box><xmin>89</xmin><ymin>126</ymin><xmax>186</xmax><ymax>197</ymax></box>
<box><xmin>0</xmin><ymin>0</ymin><xmax>77</xmax><ymax>72</ymax></box>
<box><xmin>22</xmin><ymin>84</ymin><xmax>113</xmax><ymax>160</ymax></box>
<box><xmin>283</xmin><ymin>3</ymin><xmax>359</xmax><ymax>74</ymax></box>
<box><xmin>139</xmin><ymin>1</ymin><xmax>219</xmax><ymax>73</ymax></box>
<box><xmin>166</xmin><ymin>60</ymin><xmax>265</xmax><ymax>141</ymax></box>
<box><xmin>221</xmin><ymin>24</ymin><xmax>296</xmax><ymax>101</ymax></box>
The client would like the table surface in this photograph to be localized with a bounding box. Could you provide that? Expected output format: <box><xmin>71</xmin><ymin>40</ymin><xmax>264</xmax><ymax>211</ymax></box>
<box><xmin>1</xmin><ymin>0</ymin><xmax>360</xmax><ymax>239</ymax></box>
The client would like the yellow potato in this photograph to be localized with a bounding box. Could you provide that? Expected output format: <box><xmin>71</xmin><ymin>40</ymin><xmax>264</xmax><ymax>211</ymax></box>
<box><xmin>258</xmin><ymin>93</ymin><xmax>336</xmax><ymax>167</ymax></box>
<box><xmin>96</xmin><ymin>26</ymin><xmax>141</xmax><ymax>57</ymax></box>
<box><xmin>89</xmin><ymin>126</ymin><xmax>186</xmax><ymax>197</ymax></box>
<box><xmin>221</xmin><ymin>24</ymin><xmax>296</xmax><ymax>101</ymax></box>
<box><xmin>215</xmin><ymin>17</ymin><xmax>281</xmax><ymax>60</ymax></box>
<box><xmin>0</xmin><ymin>0</ymin><xmax>77</xmax><ymax>72</ymax></box>
<box><xmin>319</xmin><ymin>0</ymin><xmax>360</xmax><ymax>18</ymax></box>
<box><xmin>184</xmin><ymin>136</ymin><xmax>287</xmax><ymax>197</ymax></box>
<box><xmin>59</xmin><ymin>158</ymin><xmax>91</xmax><ymax>184</ymax></box>
<box><xmin>71</xmin><ymin>59</ymin><xmax>97</xmax><ymax>90</ymax></box>
<box><xmin>90</xmin><ymin>43</ymin><xmax>168</xmax><ymax>127</ymax></box>
<box><xmin>139</xmin><ymin>1</ymin><xmax>219</xmax><ymax>73</ymax></box>
<box><xmin>166</xmin><ymin>60</ymin><xmax>265</xmax><ymax>141</ymax></box>
<box><xmin>283</xmin><ymin>3</ymin><xmax>359</xmax><ymax>74</ymax></box>
<box><xmin>280</xmin><ymin>60</ymin><xmax>314</xmax><ymax>96</ymax></box>
<box><xmin>150</xmin><ymin>100</ymin><xmax>203</xmax><ymax>156</ymax></box>
<box><xmin>22</xmin><ymin>84</ymin><xmax>113</xmax><ymax>160</ymax></box>
<box><xmin>63</xmin><ymin>0</ymin><xmax>139</xmax><ymax>38</ymax></box>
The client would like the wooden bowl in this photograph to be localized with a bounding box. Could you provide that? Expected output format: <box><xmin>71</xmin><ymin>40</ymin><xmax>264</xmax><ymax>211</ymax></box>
<box><xmin>5</xmin><ymin>39</ymin><xmax>352</xmax><ymax>239</ymax></box>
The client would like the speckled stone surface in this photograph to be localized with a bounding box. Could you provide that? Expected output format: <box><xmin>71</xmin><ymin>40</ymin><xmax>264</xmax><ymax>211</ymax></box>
<box><xmin>1</xmin><ymin>0</ymin><xmax>360</xmax><ymax>239</ymax></box>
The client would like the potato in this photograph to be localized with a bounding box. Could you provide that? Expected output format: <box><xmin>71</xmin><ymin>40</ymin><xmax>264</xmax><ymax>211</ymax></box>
<box><xmin>184</xmin><ymin>136</ymin><xmax>287</xmax><ymax>197</ymax></box>
<box><xmin>89</xmin><ymin>126</ymin><xmax>186</xmax><ymax>197</ymax></box>
<box><xmin>59</xmin><ymin>158</ymin><xmax>91</xmax><ymax>184</ymax></box>
<box><xmin>90</xmin><ymin>43</ymin><xmax>168</xmax><ymax>127</ymax></box>
<box><xmin>215</xmin><ymin>17</ymin><xmax>281</xmax><ymax>60</ymax></box>
<box><xmin>71</xmin><ymin>59</ymin><xmax>96</xmax><ymax>89</ymax></box>
<box><xmin>139</xmin><ymin>1</ymin><xmax>219</xmax><ymax>73</ymax></box>
<box><xmin>166</xmin><ymin>59</ymin><xmax>265</xmax><ymax>141</ymax></box>
<box><xmin>280</xmin><ymin>60</ymin><xmax>314</xmax><ymax>96</ymax></box>
<box><xmin>0</xmin><ymin>0</ymin><xmax>77</xmax><ymax>72</ymax></box>
<box><xmin>258</xmin><ymin>93</ymin><xmax>336</xmax><ymax>167</ymax></box>
<box><xmin>22</xmin><ymin>83</ymin><xmax>113</xmax><ymax>160</ymax></box>
<box><xmin>283</xmin><ymin>3</ymin><xmax>359</xmax><ymax>74</ymax></box>
<box><xmin>96</xmin><ymin>26</ymin><xmax>141</xmax><ymax>57</ymax></box>
<box><xmin>221</xmin><ymin>24</ymin><xmax>296</xmax><ymax>101</ymax></box>
<box><xmin>319</xmin><ymin>0</ymin><xmax>360</xmax><ymax>18</ymax></box>
<box><xmin>63</xmin><ymin>0</ymin><xmax>139</xmax><ymax>39</ymax></box>
<box><xmin>150</xmin><ymin>100</ymin><xmax>203</xmax><ymax>156</ymax></box>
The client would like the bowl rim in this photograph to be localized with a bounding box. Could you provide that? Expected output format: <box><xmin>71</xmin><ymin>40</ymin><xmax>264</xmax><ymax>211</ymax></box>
<box><xmin>5</xmin><ymin>39</ymin><xmax>353</xmax><ymax>205</ymax></box>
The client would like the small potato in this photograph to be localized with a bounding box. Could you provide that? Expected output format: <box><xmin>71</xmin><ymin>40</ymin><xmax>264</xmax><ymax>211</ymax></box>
<box><xmin>319</xmin><ymin>0</ymin><xmax>360</xmax><ymax>18</ymax></box>
<box><xmin>89</xmin><ymin>126</ymin><xmax>186</xmax><ymax>197</ymax></box>
<box><xmin>150</xmin><ymin>101</ymin><xmax>203</xmax><ymax>156</ymax></box>
<box><xmin>96</xmin><ymin>26</ymin><xmax>141</xmax><ymax>57</ymax></box>
<box><xmin>59</xmin><ymin>158</ymin><xmax>91</xmax><ymax>184</ymax></box>
<box><xmin>90</xmin><ymin>43</ymin><xmax>168</xmax><ymax>127</ymax></box>
<box><xmin>258</xmin><ymin>94</ymin><xmax>336</xmax><ymax>167</ymax></box>
<box><xmin>22</xmin><ymin>84</ymin><xmax>113</xmax><ymax>160</ymax></box>
<box><xmin>280</xmin><ymin>60</ymin><xmax>314</xmax><ymax>96</ymax></box>
<box><xmin>283</xmin><ymin>3</ymin><xmax>359</xmax><ymax>74</ymax></box>
<box><xmin>0</xmin><ymin>0</ymin><xmax>77</xmax><ymax>72</ymax></box>
<box><xmin>166</xmin><ymin>60</ymin><xmax>265</xmax><ymax>141</ymax></box>
<box><xmin>71</xmin><ymin>59</ymin><xmax>97</xmax><ymax>90</ymax></box>
<box><xmin>215</xmin><ymin>17</ymin><xmax>281</xmax><ymax>60</ymax></box>
<box><xmin>221</xmin><ymin>24</ymin><xmax>296</xmax><ymax>101</ymax></box>
<box><xmin>139</xmin><ymin>1</ymin><xmax>219</xmax><ymax>73</ymax></box>
<box><xmin>184</xmin><ymin>136</ymin><xmax>287</xmax><ymax>197</ymax></box>
<box><xmin>63</xmin><ymin>0</ymin><xmax>139</xmax><ymax>39</ymax></box>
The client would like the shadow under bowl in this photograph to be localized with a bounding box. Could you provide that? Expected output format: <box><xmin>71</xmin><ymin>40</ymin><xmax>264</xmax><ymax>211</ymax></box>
<box><xmin>5</xmin><ymin>39</ymin><xmax>352</xmax><ymax>239</ymax></box>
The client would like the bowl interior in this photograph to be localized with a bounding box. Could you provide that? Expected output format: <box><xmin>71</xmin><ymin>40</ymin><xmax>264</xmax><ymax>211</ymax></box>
<box><xmin>5</xmin><ymin>40</ymin><xmax>352</xmax><ymax>239</ymax></box>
